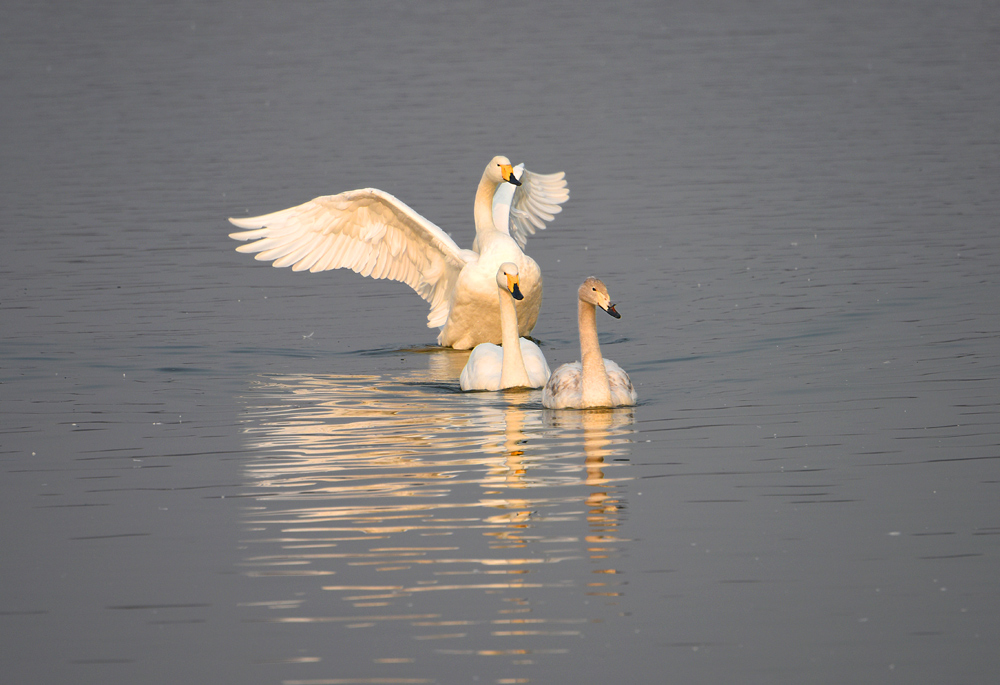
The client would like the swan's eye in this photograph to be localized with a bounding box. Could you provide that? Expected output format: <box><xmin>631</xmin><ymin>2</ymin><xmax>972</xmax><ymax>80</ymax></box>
<box><xmin>592</xmin><ymin>287</ymin><xmax>597</xmax><ymax>291</ymax></box>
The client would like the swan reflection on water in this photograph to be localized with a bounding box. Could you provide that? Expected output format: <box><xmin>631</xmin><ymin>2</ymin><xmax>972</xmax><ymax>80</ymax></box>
<box><xmin>236</xmin><ymin>350</ymin><xmax>636</xmax><ymax>667</ymax></box>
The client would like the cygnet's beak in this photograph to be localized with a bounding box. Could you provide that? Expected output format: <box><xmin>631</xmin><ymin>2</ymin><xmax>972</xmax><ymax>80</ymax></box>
<box><xmin>500</xmin><ymin>163</ymin><xmax>522</xmax><ymax>186</ymax></box>
<box><xmin>604</xmin><ymin>303</ymin><xmax>621</xmax><ymax>318</ymax></box>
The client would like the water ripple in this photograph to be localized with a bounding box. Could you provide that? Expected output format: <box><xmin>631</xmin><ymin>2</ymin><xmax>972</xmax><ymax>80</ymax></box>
<box><xmin>237</xmin><ymin>359</ymin><xmax>636</xmax><ymax>672</ymax></box>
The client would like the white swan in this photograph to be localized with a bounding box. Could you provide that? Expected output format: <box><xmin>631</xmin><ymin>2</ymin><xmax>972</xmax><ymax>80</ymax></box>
<box><xmin>542</xmin><ymin>278</ymin><xmax>638</xmax><ymax>409</ymax></box>
<box><xmin>228</xmin><ymin>156</ymin><xmax>568</xmax><ymax>349</ymax></box>
<box><xmin>460</xmin><ymin>263</ymin><xmax>551</xmax><ymax>391</ymax></box>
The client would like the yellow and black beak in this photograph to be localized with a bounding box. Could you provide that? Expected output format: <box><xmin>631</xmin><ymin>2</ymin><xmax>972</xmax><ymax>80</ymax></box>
<box><xmin>604</xmin><ymin>303</ymin><xmax>621</xmax><ymax>319</ymax></box>
<box><xmin>499</xmin><ymin>163</ymin><xmax>522</xmax><ymax>186</ymax></box>
<box><xmin>506</xmin><ymin>273</ymin><xmax>525</xmax><ymax>300</ymax></box>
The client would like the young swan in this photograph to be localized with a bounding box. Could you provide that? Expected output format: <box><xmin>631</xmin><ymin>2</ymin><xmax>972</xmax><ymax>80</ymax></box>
<box><xmin>542</xmin><ymin>277</ymin><xmax>638</xmax><ymax>409</ymax></box>
<box><xmin>460</xmin><ymin>263</ymin><xmax>551</xmax><ymax>391</ymax></box>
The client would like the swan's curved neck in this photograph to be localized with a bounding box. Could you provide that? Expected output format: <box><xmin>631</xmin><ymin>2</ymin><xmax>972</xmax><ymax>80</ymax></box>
<box><xmin>474</xmin><ymin>170</ymin><xmax>504</xmax><ymax>241</ymax></box>
<box><xmin>499</xmin><ymin>288</ymin><xmax>531</xmax><ymax>388</ymax></box>
<box><xmin>579</xmin><ymin>300</ymin><xmax>612</xmax><ymax>406</ymax></box>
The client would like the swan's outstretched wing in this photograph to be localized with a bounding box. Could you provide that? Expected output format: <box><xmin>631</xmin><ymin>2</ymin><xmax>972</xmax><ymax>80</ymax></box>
<box><xmin>229</xmin><ymin>189</ymin><xmax>476</xmax><ymax>328</ymax></box>
<box><xmin>507</xmin><ymin>166</ymin><xmax>569</xmax><ymax>249</ymax></box>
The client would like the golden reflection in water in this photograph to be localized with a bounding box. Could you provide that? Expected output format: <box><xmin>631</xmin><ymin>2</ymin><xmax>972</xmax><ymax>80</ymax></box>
<box><xmin>544</xmin><ymin>409</ymin><xmax>633</xmax><ymax>595</ymax></box>
<box><xmin>237</xmin><ymin>350</ymin><xmax>635</xmax><ymax>672</ymax></box>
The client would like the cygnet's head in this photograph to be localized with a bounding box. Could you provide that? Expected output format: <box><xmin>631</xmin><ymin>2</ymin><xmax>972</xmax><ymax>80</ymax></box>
<box><xmin>486</xmin><ymin>155</ymin><xmax>521</xmax><ymax>187</ymax></box>
<box><xmin>497</xmin><ymin>262</ymin><xmax>524</xmax><ymax>300</ymax></box>
<box><xmin>578</xmin><ymin>277</ymin><xmax>620</xmax><ymax>318</ymax></box>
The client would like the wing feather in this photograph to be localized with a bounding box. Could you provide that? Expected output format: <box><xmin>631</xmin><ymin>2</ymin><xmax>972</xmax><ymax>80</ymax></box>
<box><xmin>229</xmin><ymin>188</ymin><xmax>473</xmax><ymax>327</ymax></box>
<box><xmin>604</xmin><ymin>360</ymin><xmax>639</xmax><ymax>406</ymax></box>
<box><xmin>507</xmin><ymin>168</ymin><xmax>570</xmax><ymax>249</ymax></box>
<box><xmin>541</xmin><ymin>362</ymin><xmax>583</xmax><ymax>409</ymax></box>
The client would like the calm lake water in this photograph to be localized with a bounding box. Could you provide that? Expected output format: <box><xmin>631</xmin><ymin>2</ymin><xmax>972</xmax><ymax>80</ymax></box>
<box><xmin>3</xmin><ymin>1</ymin><xmax>999</xmax><ymax>683</ymax></box>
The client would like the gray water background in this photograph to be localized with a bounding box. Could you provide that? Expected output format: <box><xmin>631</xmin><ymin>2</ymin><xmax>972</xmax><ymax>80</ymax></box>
<box><xmin>2</xmin><ymin>1</ymin><xmax>999</xmax><ymax>683</ymax></box>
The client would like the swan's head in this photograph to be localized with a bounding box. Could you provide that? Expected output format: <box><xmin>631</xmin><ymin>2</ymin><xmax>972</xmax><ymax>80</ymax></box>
<box><xmin>487</xmin><ymin>155</ymin><xmax>522</xmax><ymax>187</ymax></box>
<box><xmin>497</xmin><ymin>262</ymin><xmax>524</xmax><ymax>301</ymax></box>
<box><xmin>579</xmin><ymin>277</ymin><xmax>620</xmax><ymax>318</ymax></box>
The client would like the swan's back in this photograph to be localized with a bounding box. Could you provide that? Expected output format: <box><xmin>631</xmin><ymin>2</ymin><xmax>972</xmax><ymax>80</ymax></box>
<box><xmin>460</xmin><ymin>339</ymin><xmax>550</xmax><ymax>391</ymax></box>
<box><xmin>541</xmin><ymin>359</ymin><xmax>637</xmax><ymax>409</ymax></box>
<box><xmin>604</xmin><ymin>359</ymin><xmax>639</xmax><ymax>407</ymax></box>
<box><xmin>519</xmin><ymin>339</ymin><xmax>551</xmax><ymax>388</ymax></box>
<box><xmin>460</xmin><ymin>343</ymin><xmax>504</xmax><ymax>391</ymax></box>
<box><xmin>541</xmin><ymin>361</ymin><xmax>583</xmax><ymax>408</ymax></box>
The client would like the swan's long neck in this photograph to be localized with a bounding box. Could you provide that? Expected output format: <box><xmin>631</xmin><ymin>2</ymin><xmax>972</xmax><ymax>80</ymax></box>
<box><xmin>499</xmin><ymin>288</ymin><xmax>531</xmax><ymax>389</ymax></box>
<box><xmin>474</xmin><ymin>171</ymin><xmax>503</xmax><ymax>243</ymax></box>
<box><xmin>579</xmin><ymin>299</ymin><xmax>612</xmax><ymax>407</ymax></box>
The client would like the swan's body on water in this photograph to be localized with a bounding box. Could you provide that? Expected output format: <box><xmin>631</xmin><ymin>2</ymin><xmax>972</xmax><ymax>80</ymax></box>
<box><xmin>542</xmin><ymin>277</ymin><xmax>638</xmax><ymax>409</ymax></box>
<box><xmin>460</xmin><ymin>263</ymin><xmax>550</xmax><ymax>391</ymax></box>
<box><xmin>228</xmin><ymin>156</ymin><xmax>568</xmax><ymax>349</ymax></box>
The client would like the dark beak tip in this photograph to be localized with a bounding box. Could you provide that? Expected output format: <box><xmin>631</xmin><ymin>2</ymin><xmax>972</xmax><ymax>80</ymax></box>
<box><xmin>509</xmin><ymin>177</ymin><xmax>522</xmax><ymax>186</ymax></box>
<box><xmin>511</xmin><ymin>284</ymin><xmax>525</xmax><ymax>300</ymax></box>
<box><xmin>606</xmin><ymin>304</ymin><xmax>621</xmax><ymax>319</ymax></box>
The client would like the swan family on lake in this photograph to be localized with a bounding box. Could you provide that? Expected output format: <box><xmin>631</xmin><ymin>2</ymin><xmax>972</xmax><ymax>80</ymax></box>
<box><xmin>229</xmin><ymin>155</ymin><xmax>637</xmax><ymax>408</ymax></box>
<box><xmin>229</xmin><ymin>156</ymin><xmax>567</xmax><ymax>349</ymax></box>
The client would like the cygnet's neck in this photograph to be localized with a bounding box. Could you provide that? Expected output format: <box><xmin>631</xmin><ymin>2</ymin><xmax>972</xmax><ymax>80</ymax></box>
<box><xmin>579</xmin><ymin>299</ymin><xmax>612</xmax><ymax>407</ymax></box>
<box><xmin>499</xmin><ymin>288</ymin><xmax>531</xmax><ymax>389</ymax></box>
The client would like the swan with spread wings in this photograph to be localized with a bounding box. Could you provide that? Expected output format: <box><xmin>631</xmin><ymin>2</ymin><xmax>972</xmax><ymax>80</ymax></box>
<box><xmin>228</xmin><ymin>156</ymin><xmax>568</xmax><ymax>349</ymax></box>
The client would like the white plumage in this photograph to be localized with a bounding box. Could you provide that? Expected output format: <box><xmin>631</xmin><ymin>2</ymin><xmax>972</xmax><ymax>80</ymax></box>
<box><xmin>460</xmin><ymin>263</ymin><xmax>550</xmax><ymax>391</ymax></box>
<box><xmin>542</xmin><ymin>278</ymin><xmax>638</xmax><ymax>409</ymax></box>
<box><xmin>228</xmin><ymin>156</ymin><xmax>568</xmax><ymax>349</ymax></box>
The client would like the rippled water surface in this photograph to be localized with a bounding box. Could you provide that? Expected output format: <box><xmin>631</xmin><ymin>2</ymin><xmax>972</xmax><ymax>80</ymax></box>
<box><xmin>3</xmin><ymin>1</ymin><xmax>999</xmax><ymax>683</ymax></box>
